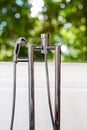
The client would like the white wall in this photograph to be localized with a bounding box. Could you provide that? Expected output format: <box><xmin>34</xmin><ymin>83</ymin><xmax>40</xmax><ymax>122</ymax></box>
<box><xmin>0</xmin><ymin>62</ymin><xmax>87</xmax><ymax>130</ymax></box>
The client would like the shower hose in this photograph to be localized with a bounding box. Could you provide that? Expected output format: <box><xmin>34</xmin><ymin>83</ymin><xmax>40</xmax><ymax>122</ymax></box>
<box><xmin>10</xmin><ymin>62</ymin><xmax>16</xmax><ymax>130</ymax></box>
<box><xmin>45</xmin><ymin>54</ymin><xmax>55</xmax><ymax>129</ymax></box>
<box><xmin>10</xmin><ymin>55</ymin><xmax>55</xmax><ymax>130</ymax></box>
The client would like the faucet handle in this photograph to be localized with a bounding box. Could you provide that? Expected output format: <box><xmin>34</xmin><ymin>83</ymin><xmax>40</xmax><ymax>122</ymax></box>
<box><xmin>41</xmin><ymin>34</ymin><xmax>49</xmax><ymax>39</ymax></box>
<box><xmin>41</xmin><ymin>33</ymin><xmax>49</xmax><ymax>54</ymax></box>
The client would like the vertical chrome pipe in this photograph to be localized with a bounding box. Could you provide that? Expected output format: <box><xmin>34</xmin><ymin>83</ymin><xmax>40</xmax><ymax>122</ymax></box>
<box><xmin>28</xmin><ymin>46</ymin><xmax>35</xmax><ymax>130</ymax></box>
<box><xmin>55</xmin><ymin>46</ymin><xmax>61</xmax><ymax>130</ymax></box>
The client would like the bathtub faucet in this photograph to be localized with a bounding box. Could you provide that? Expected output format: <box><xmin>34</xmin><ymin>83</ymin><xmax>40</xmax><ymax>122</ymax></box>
<box><xmin>11</xmin><ymin>34</ymin><xmax>61</xmax><ymax>130</ymax></box>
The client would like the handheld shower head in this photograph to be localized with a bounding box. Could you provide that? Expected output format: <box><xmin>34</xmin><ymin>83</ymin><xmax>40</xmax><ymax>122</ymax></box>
<box><xmin>14</xmin><ymin>37</ymin><xmax>27</xmax><ymax>56</ymax></box>
<box><xmin>14</xmin><ymin>37</ymin><xmax>27</xmax><ymax>62</ymax></box>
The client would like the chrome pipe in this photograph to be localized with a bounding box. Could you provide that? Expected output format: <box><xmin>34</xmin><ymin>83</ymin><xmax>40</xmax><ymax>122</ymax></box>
<box><xmin>17</xmin><ymin>58</ymin><xmax>29</xmax><ymax>62</ymax></box>
<box><xmin>47</xmin><ymin>46</ymin><xmax>56</xmax><ymax>50</ymax></box>
<box><xmin>28</xmin><ymin>45</ymin><xmax>61</xmax><ymax>130</ymax></box>
<box><xmin>28</xmin><ymin>46</ymin><xmax>35</xmax><ymax>130</ymax></box>
<box><xmin>55</xmin><ymin>46</ymin><xmax>61</xmax><ymax>130</ymax></box>
<box><xmin>31</xmin><ymin>45</ymin><xmax>56</xmax><ymax>51</ymax></box>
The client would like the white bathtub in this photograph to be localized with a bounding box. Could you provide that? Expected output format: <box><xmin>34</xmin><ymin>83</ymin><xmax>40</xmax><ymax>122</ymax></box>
<box><xmin>0</xmin><ymin>62</ymin><xmax>87</xmax><ymax>130</ymax></box>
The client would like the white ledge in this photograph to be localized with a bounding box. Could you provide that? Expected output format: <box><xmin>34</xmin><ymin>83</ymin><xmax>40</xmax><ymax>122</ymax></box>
<box><xmin>0</xmin><ymin>62</ymin><xmax>87</xmax><ymax>88</ymax></box>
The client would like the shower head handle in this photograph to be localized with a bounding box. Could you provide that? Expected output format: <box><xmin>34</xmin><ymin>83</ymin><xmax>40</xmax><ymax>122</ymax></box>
<box><xmin>14</xmin><ymin>37</ymin><xmax>27</xmax><ymax>56</ymax></box>
<box><xmin>14</xmin><ymin>37</ymin><xmax>27</xmax><ymax>62</ymax></box>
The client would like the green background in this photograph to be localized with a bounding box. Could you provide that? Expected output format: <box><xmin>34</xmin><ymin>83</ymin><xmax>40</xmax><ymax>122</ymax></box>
<box><xmin>0</xmin><ymin>0</ymin><xmax>87</xmax><ymax>62</ymax></box>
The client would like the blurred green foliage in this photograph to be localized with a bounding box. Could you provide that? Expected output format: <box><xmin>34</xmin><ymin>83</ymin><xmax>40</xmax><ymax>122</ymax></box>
<box><xmin>0</xmin><ymin>0</ymin><xmax>87</xmax><ymax>62</ymax></box>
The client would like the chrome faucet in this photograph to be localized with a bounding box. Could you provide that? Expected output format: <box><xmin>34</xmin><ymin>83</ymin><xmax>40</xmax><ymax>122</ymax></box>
<box><xmin>10</xmin><ymin>34</ymin><xmax>61</xmax><ymax>130</ymax></box>
<box><xmin>41</xmin><ymin>34</ymin><xmax>49</xmax><ymax>54</ymax></box>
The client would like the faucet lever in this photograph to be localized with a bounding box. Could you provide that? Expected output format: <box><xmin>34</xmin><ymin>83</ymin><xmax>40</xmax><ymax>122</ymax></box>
<box><xmin>41</xmin><ymin>34</ymin><xmax>49</xmax><ymax>54</ymax></box>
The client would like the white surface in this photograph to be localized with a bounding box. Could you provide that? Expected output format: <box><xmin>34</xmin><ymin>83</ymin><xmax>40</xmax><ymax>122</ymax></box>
<box><xmin>0</xmin><ymin>62</ymin><xmax>87</xmax><ymax>130</ymax></box>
